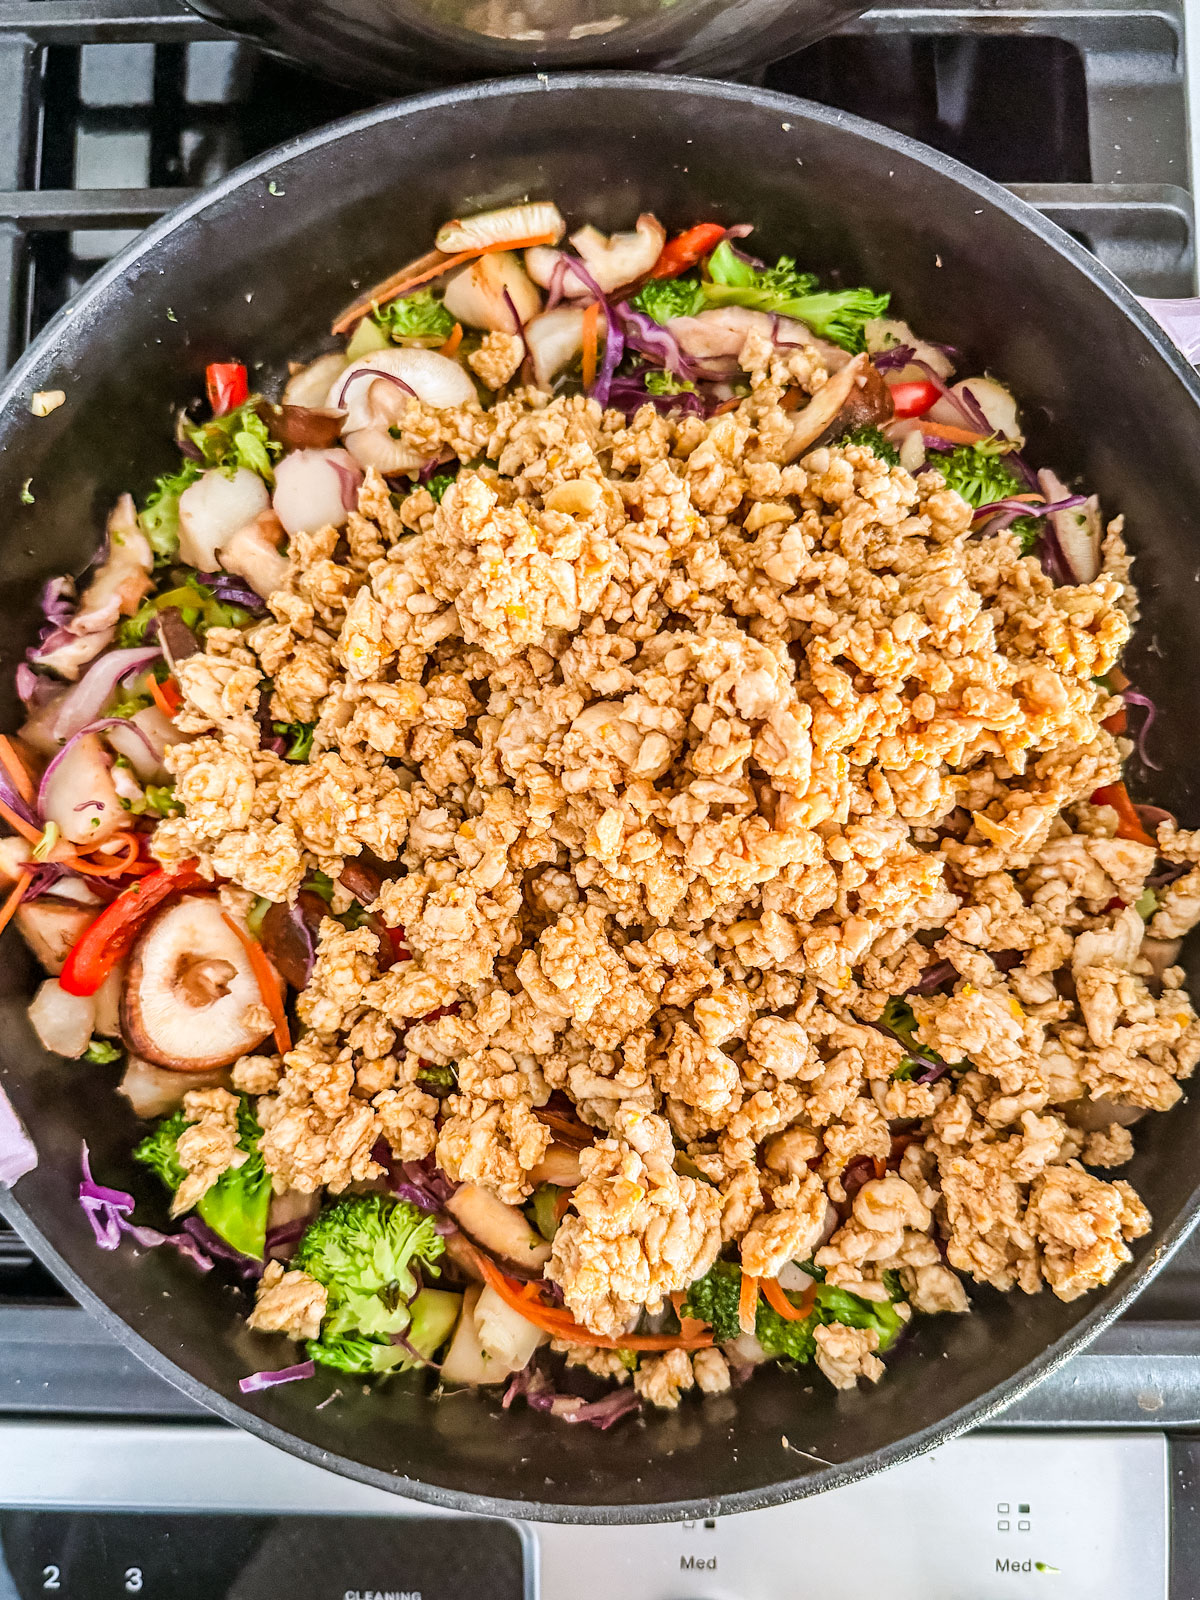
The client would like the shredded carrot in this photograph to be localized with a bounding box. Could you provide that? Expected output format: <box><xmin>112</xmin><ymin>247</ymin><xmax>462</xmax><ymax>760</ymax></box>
<box><xmin>1091</xmin><ymin>780</ymin><xmax>1154</xmax><ymax>846</ymax></box>
<box><xmin>0</xmin><ymin>797</ymin><xmax>41</xmax><ymax>846</ymax></box>
<box><xmin>760</xmin><ymin>1276</ymin><xmax>818</xmax><ymax>1322</ymax></box>
<box><xmin>918</xmin><ymin>421</ymin><xmax>991</xmax><ymax>445</ymax></box>
<box><xmin>0</xmin><ymin>869</ymin><xmax>30</xmax><ymax>938</ymax></box>
<box><xmin>738</xmin><ymin>1271</ymin><xmax>760</xmax><ymax>1336</ymax></box>
<box><xmin>331</xmin><ymin>232</ymin><xmax>559</xmax><ymax>335</ymax></box>
<box><xmin>581</xmin><ymin>301</ymin><xmax>600</xmax><ymax>390</ymax></box>
<box><xmin>553</xmin><ymin>1189</ymin><xmax>570</xmax><ymax>1224</ymax></box>
<box><xmin>1102</xmin><ymin>706</ymin><xmax>1128</xmax><ymax>735</ymax></box>
<box><xmin>63</xmin><ymin>832</ymin><xmax>145</xmax><ymax>878</ymax></box>
<box><xmin>222</xmin><ymin>912</ymin><xmax>291</xmax><ymax>1053</ymax></box>
<box><xmin>148</xmin><ymin>676</ymin><xmax>181</xmax><ymax>718</ymax></box>
<box><xmin>0</xmin><ymin>736</ymin><xmax>34</xmax><ymax>807</ymax></box>
<box><xmin>472</xmin><ymin>1249</ymin><xmax>712</xmax><ymax>1350</ymax></box>
<box><xmin>779</xmin><ymin>387</ymin><xmax>805</xmax><ymax>412</ymax></box>
<box><xmin>437</xmin><ymin>322</ymin><xmax>463</xmax><ymax>358</ymax></box>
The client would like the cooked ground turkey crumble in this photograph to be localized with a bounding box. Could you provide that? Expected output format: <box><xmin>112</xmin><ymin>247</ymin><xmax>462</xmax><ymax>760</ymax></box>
<box><xmin>140</xmin><ymin>326</ymin><xmax>1200</xmax><ymax>1401</ymax></box>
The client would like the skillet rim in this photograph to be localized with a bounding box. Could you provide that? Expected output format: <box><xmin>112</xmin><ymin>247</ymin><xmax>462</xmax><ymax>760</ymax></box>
<box><xmin>1</xmin><ymin>69</ymin><xmax>1199</xmax><ymax>1523</ymax></box>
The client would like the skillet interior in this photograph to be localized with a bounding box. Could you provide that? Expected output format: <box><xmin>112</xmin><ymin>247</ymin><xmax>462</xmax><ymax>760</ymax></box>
<box><xmin>1</xmin><ymin>74</ymin><xmax>1199</xmax><ymax>1523</ymax></box>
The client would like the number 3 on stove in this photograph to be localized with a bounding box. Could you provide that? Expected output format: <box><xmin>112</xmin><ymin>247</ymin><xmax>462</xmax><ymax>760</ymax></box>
<box><xmin>124</xmin><ymin>1569</ymin><xmax>143</xmax><ymax>1594</ymax></box>
<box><xmin>41</xmin><ymin>1567</ymin><xmax>60</xmax><ymax>1591</ymax></box>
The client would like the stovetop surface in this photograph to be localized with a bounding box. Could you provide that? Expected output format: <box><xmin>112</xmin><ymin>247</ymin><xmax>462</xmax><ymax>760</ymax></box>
<box><xmin>0</xmin><ymin>0</ymin><xmax>1196</xmax><ymax>1573</ymax></box>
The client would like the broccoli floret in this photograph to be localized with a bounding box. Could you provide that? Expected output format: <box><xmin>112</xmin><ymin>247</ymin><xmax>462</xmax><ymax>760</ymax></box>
<box><xmin>271</xmin><ymin>719</ymin><xmax>315</xmax><ymax>762</ymax></box>
<box><xmin>682</xmin><ymin>1259</ymin><xmax>906</xmax><ymax>1363</ymax></box>
<box><xmin>937</xmin><ymin>443</ymin><xmax>1020</xmax><ymax>508</ymax></box>
<box><xmin>82</xmin><ymin>1037</ymin><xmax>122</xmax><ymax>1064</ymax></box>
<box><xmin>425</xmin><ymin>471</ymin><xmax>457</xmax><ymax>503</ymax></box>
<box><xmin>701</xmin><ymin>241</ymin><xmax>889</xmax><ymax>353</ymax></box>
<box><xmin>1010</xmin><ymin>514</ymin><xmax>1042</xmax><ymax>554</ymax></box>
<box><xmin>415</xmin><ymin>1062</ymin><xmax>456</xmax><ymax>1094</ymax></box>
<box><xmin>644</xmin><ymin>369</ymin><xmax>697</xmax><ymax>397</ymax></box>
<box><xmin>373</xmin><ymin>288</ymin><xmax>456</xmax><ymax>343</ymax></box>
<box><xmin>134</xmin><ymin>1096</ymin><xmax>270</xmax><ymax>1260</ymax></box>
<box><xmin>682</xmin><ymin>1259</ymin><xmax>743</xmax><ymax>1341</ymax></box>
<box><xmin>293</xmin><ymin>1194</ymin><xmax>451</xmax><ymax>1374</ymax></box>
<box><xmin>841</xmin><ymin>424</ymin><xmax>900</xmax><ymax>465</ymax></box>
<box><xmin>627</xmin><ymin>275</ymin><xmax>706</xmax><ymax>324</ymax></box>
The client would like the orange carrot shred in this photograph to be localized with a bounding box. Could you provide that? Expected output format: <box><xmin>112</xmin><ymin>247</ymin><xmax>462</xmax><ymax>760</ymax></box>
<box><xmin>64</xmin><ymin>832</ymin><xmax>145</xmax><ymax>878</ymax></box>
<box><xmin>581</xmin><ymin>301</ymin><xmax>600</xmax><ymax>391</ymax></box>
<box><xmin>222</xmin><ymin>912</ymin><xmax>291</xmax><ymax>1053</ymax></box>
<box><xmin>438</xmin><ymin>323</ymin><xmax>463</xmax><ymax>358</ymax></box>
<box><xmin>738</xmin><ymin>1271</ymin><xmax>760</xmax><ymax>1336</ymax></box>
<box><xmin>760</xmin><ymin>1276</ymin><xmax>818</xmax><ymax>1323</ymax></box>
<box><xmin>0</xmin><ymin>870</ymin><xmax>31</xmax><ymax>938</ymax></box>
<box><xmin>148</xmin><ymin>676</ymin><xmax>181</xmax><ymax>718</ymax></box>
<box><xmin>471</xmin><ymin>1248</ymin><xmax>712</xmax><ymax>1351</ymax></box>
<box><xmin>912</xmin><ymin>420</ymin><xmax>990</xmax><ymax>445</ymax></box>
<box><xmin>331</xmin><ymin>233</ymin><xmax>558</xmax><ymax>336</ymax></box>
<box><xmin>0</xmin><ymin>736</ymin><xmax>34</xmax><ymax>807</ymax></box>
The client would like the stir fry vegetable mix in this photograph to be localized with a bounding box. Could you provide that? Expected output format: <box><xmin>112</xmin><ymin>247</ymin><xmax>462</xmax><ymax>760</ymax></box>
<box><xmin>2</xmin><ymin>198</ymin><xmax>1171</xmax><ymax>1425</ymax></box>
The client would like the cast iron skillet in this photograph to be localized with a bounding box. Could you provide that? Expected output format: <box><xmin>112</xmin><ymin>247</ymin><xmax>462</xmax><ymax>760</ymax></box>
<box><xmin>0</xmin><ymin>74</ymin><xmax>1198</xmax><ymax>1524</ymax></box>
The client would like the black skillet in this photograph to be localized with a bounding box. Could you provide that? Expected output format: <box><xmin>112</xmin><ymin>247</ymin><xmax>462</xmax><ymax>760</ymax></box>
<box><xmin>0</xmin><ymin>74</ymin><xmax>1198</xmax><ymax>1523</ymax></box>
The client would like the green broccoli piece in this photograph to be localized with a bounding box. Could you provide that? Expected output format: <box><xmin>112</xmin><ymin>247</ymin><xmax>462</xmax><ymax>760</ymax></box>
<box><xmin>683</xmin><ymin>1259</ymin><xmax>744</xmax><ymax>1342</ymax></box>
<box><xmin>425</xmin><ymin>470</ymin><xmax>458</xmax><ymax>503</ymax></box>
<box><xmin>879</xmin><ymin>995</ymin><xmax>921</xmax><ymax>1052</ymax></box>
<box><xmin>840</xmin><ymin>424</ymin><xmax>900</xmax><ymax>465</ymax></box>
<box><xmin>937</xmin><ymin>443</ymin><xmax>1020</xmax><ymax>508</ymax></box>
<box><xmin>1010</xmin><ymin>514</ymin><xmax>1042</xmax><ymax>554</ymax></box>
<box><xmin>644</xmin><ymin>370</ymin><xmax>697</xmax><ymax>396</ymax></box>
<box><xmin>415</xmin><ymin>1062</ymin><xmax>457</xmax><ymax>1094</ymax></box>
<box><xmin>627</xmin><ymin>275</ymin><xmax>706</xmax><ymax>324</ymax></box>
<box><xmin>373</xmin><ymin>288</ymin><xmax>456</xmax><ymax>343</ymax></box>
<box><xmin>82</xmin><ymin>1037</ymin><xmax>122</xmax><ymax>1064</ymax></box>
<box><xmin>116</xmin><ymin>577</ymin><xmax>255</xmax><ymax>650</ymax></box>
<box><xmin>134</xmin><ymin>1097</ymin><xmax>270</xmax><ymax>1260</ymax></box>
<box><xmin>308</xmin><ymin>1291</ymin><xmax>461</xmax><ymax>1375</ymax></box>
<box><xmin>271</xmin><ymin>720</ymin><xmax>315</xmax><ymax>762</ymax></box>
<box><xmin>681</xmin><ymin>1259</ymin><xmax>906</xmax><ymax>1363</ymax></box>
<box><xmin>303</xmin><ymin>870</ymin><xmax>336</xmax><ymax>903</ymax></box>
<box><xmin>293</xmin><ymin>1194</ymin><xmax>452</xmax><ymax>1374</ymax></box>
<box><xmin>701</xmin><ymin>241</ymin><xmax>889</xmax><ymax>353</ymax></box>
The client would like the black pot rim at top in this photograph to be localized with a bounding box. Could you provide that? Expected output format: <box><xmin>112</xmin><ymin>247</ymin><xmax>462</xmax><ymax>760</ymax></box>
<box><xmin>1</xmin><ymin>71</ymin><xmax>1199</xmax><ymax>1524</ymax></box>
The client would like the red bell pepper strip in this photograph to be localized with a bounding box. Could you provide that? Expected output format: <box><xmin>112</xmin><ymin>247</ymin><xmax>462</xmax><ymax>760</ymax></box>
<box><xmin>205</xmin><ymin>362</ymin><xmax>249</xmax><ymax>416</ymax></box>
<box><xmin>886</xmin><ymin>379</ymin><xmax>941</xmax><ymax>420</ymax></box>
<box><xmin>650</xmin><ymin>223</ymin><xmax>728</xmax><ymax>280</ymax></box>
<box><xmin>59</xmin><ymin>862</ymin><xmax>207</xmax><ymax>997</ymax></box>
<box><xmin>1091</xmin><ymin>781</ymin><xmax>1155</xmax><ymax>847</ymax></box>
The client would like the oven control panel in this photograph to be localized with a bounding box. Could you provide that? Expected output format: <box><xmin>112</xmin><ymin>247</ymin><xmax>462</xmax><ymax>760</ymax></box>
<box><xmin>0</xmin><ymin>1425</ymin><xmax>1167</xmax><ymax>1600</ymax></box>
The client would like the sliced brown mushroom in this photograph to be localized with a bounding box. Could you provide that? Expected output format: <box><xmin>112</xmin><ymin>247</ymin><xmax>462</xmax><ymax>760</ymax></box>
<box><xmin>783</xmin><ymin>354</ymin><xmax>871</xmax><ymax>461</ymax></box>
<box><xmin>259</xmin><ymin>892</ymin><xmax>325</xmax><ymax>990</ymax></box>
<box><xmin>445</xmin><ymin>1182</ymin><xmax>552</xmax><ymax>1279</ymax></box>
<box><xmin>121</xmin><ymin>896</ymin><xmax>280</xmax><ymax>1071</ymax></box>
<box><xmin>820</xmin><ymin>360</ymin><xmax>895</xmax><ymax>441</ymax></box>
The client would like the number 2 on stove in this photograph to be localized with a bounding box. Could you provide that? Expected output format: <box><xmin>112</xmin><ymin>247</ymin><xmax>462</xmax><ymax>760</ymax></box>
<box><xmin>41</xmin><ymin>1567</ymin><xmax>60</xmax><ymax>1591</ymax></box>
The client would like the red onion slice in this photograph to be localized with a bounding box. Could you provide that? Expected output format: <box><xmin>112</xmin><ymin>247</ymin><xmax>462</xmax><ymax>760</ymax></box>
<box><xmin>239</xmin><ymin>1360</ymin><xmax>317</xmax><ymax>1394</ymax></box>
<box><xmin>45</xmin><ymin>646</ymin><xmax>162</xmax><ymax>747</ymax></box>
<box><xmin>334</xmin><ymin>366</ymin><xmax>417</xmax><ymax>410</ymax></box>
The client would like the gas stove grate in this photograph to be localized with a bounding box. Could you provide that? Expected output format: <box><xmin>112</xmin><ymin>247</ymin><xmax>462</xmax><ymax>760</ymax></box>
<box><xmin>0</xmin><ymin>0</ymin><xmax>1184</xmax><ymax>369</ymax></box>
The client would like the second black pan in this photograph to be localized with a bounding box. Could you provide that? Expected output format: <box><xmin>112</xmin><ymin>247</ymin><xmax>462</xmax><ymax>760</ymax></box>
<box><xmin>1</xmin><ymin>73</ymin><xmax>1199</xmax><ymax>1522</ymax></box>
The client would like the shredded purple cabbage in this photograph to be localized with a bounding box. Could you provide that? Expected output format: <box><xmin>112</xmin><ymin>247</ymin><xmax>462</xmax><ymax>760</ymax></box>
<box><xmin>502</xmin><ymin>1362</ymin><xmax>641</xmax><ymax>1430</ymax></box>
<box><xmin>0</xmin><ymin>1084</ymin><xmax>36</xmax><ymax>1185</ymax></box>
<box><xmin>615</xmin><ymin>305</ymin><xmax>696</xmax><ymax>380</ymax></box>
<box><xmin>179</xmin><ymin>1216</ymin><xmax>264</xmax><ymax>1280</ymax></box>
<box><xmin>1122</xmin><ymin>688</ymin><xmax>1161</xmax><ymax>771</ymax></box>
<box><xmin>239</xmin><ymin>1359</ymin><xmax>316</xmax><ymax>1394</ymax></box>
<box><xmin>908</xmin><ymin>959</ymin><xmax>956</xmax><ymax>996</ymax></box>
<box><xmin>872</xmin><ymin>344</ymin><xmax>916</xmax><ymax>373</ymax></box>
<box><xmin>544</xmin><ymin>254</ymin><xmax>569</xmax><ymax>313</ymax></box>
<box><xmin>265</xmin><ymin>1217</ymin><xmax>309</xmax><ymax>1252</ymax></box>
<box><xmin>197</xmin><ymin>572</ymin><xmax>267</xmax><ymax>612</ymax></box>
<box><xmin>39</xmin><ymin>576</ymin><xmax>77</xmax><ymax>630</ymax></box>
<box><xmin>79</xmin><ymin>1143</ymin><xmax>214</xmax><ymax>1269</ymax></box>
<box><xmin>607</xmin><ymin>373</ymin><xmax>706</xmax><ymax>419</ymax></box>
